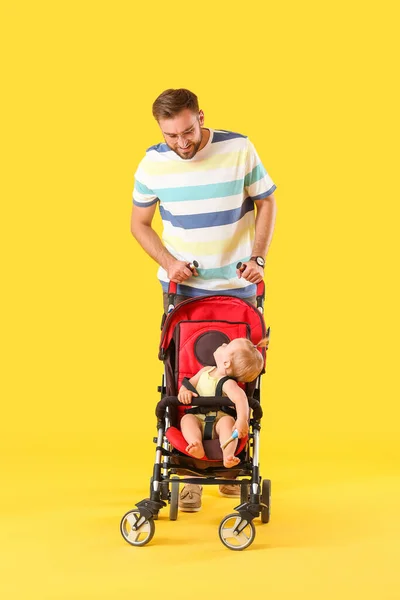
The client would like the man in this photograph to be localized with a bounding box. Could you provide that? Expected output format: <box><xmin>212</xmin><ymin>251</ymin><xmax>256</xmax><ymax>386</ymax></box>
<box><xmin>131</xmin><ymin>88</ymin><xmax>277</xmax><ymax>511</ymax></box>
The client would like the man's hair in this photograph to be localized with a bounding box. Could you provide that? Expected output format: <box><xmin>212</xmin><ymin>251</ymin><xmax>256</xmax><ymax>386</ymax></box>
<box><xmin>228</xmin><ymin>337</ymin><xmax>269</xmax><ymax>383</ymax></box>
<box><xmin>152</xmin><ymin>88</ymin><xmax>199</xmax><ymax>121</ymax></box>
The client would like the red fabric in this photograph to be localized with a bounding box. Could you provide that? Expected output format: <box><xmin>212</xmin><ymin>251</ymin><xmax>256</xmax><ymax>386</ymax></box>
<box><xmin>166</xmin><ymin>426</ymin><xmax>248</xmax><ymax>461</ymax></box>
<box><xmin>160</xmin><ymin>295</ymin><xmax>266</xmax><ymax>433</ymax></box>
<box><xmin>160</xmin><ymin>295</ymin><xmax>266</xmax><ymax>355</ymax></box>
<box><xmin>176</xmin><ymin>320</ymin><xmax>250</xmax><ymax>389</ymax></box>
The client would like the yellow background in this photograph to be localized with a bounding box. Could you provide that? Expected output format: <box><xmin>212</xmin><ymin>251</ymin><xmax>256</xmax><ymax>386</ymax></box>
<box><xmin>1</xmin><ymin>1</ymin><xmax>399</xmax><ymax>598</ymax></box>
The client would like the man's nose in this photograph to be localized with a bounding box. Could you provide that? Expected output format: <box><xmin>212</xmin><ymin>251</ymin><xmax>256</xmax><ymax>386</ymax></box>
<box><xmin>177</xmin><ymin>135</ymin><xmax>189</xmax><ymax>147</ymax></box>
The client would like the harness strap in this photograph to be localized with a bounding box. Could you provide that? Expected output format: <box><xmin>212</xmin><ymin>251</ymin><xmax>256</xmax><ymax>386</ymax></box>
<box><xmin>203</xmin><ymin>415</ymin><xmax>216</xmax><ymax>440</ymax></box>
<box><xmin>182</xmin><ymin>377</ymin><xmax>198</xmax><ymax>394</ymax></box>
<box><xmin>215</xmin><ymin>376</ymin><xmax>237</xmax><ymax>396</ymax></box>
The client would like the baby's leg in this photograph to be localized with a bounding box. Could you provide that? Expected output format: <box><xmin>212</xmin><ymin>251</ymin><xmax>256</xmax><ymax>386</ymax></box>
<box><xmin>180</xmin><ymin>414</ymin><xmax>205</xmax><ymax>459</ymax></box>
<box><xmin>216</xmin><ymin>416</ymin><xmax>240</xmax><ymax>468</ymax></box>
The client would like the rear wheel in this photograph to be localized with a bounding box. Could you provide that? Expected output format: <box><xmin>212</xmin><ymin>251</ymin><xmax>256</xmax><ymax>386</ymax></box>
<box><xmin>261</xmin><ymin>479</ymin><xmax>271</xmax><ymax>523</ymax></box>
<box><xmin>169</xmin><ymin>477</ymin><xmax>179</xmax><ymax>521</ymax></box>
<box><xmin>240</xmin><ymin>482</ymin><xmax>249</xmax><ymax>504</ymax></box>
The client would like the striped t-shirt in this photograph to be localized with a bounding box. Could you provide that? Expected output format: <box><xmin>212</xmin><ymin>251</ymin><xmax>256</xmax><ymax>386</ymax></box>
<box><xmin>133</xmin><ymin>129</ymin><xmax>276</xmax><ymax>298</ymax></box>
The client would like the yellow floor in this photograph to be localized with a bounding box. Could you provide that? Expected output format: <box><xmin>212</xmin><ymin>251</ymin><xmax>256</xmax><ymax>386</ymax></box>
<box><xmin>2</xmin><ymin>438</ymin><xmax>399</xmax><ymax>600</ymax></box>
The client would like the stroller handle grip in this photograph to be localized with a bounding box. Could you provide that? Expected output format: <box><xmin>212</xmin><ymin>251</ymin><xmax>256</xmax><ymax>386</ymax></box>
<box><xmin>236</xmin><ymin>262</ymin><xmax>265</xmax><ymax>309</ymax></box>
<box><xmin>167</xmin><ymin>261</ymin><xmax>199</xmax><ymax>306</ymax></box>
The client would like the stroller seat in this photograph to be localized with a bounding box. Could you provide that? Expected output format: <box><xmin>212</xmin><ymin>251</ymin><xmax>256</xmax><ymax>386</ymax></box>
<box><xmin>162</xmin><ymin>312</ymin><xmax>254</xmax><ymax>465</ymax></box>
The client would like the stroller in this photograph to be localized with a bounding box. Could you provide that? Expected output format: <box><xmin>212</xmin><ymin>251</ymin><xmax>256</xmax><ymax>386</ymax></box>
<box><xmin>120</xmin><ymin>280</ymin><xmax>271</xmax><ymax>550</ymax></box>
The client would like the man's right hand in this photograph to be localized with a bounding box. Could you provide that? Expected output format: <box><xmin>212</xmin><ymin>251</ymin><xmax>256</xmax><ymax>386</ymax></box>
<box><xmin>167</xmin><ymin>260</ymin><xmax>198</xmax><ymax>283</ymax></box>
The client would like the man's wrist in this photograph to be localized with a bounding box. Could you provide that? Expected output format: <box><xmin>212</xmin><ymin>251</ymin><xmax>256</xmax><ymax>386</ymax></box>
<box><xmin>250</xmin><ymin>256</ymin><xmax>265</xmax><ymax>268</ymax></box>
<box><xmin>160</xmin><ymin>251</ymin><xmax>177</xmax><ymax>271</ymax></box>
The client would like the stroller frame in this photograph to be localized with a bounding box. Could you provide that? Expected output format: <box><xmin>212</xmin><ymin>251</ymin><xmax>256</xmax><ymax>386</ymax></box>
<box><xmin>120</xmin><ymin>281</ymin><xmax>271</xmax><ymax>550</ymax></box>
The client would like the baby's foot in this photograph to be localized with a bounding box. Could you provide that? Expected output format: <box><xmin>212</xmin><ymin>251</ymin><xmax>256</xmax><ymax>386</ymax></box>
<box><xmin>223</xmin><ymin>455</ymin><xmax>240</xmax><ymax>468</ymax></box>
<box><xmin>186</xmin><ymin>441</ymin><xmax>205</xmax><ymax>459</ymax></box>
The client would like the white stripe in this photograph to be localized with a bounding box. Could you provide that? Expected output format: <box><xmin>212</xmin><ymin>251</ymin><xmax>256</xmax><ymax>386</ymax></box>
<box><xmin>141</xmin><ymin>164</ymin><xmax>247</xmax><ymax>190</ymax></box>
<box><xmin>162</xmin><ymin>226</ymin><xmax>254</xmax><ymax>264</ymax></box>
<box><xmin>246</xmin><ymin>173</ymin><xmax>275</xmax><ymax>198</ymax></box>
<box><xmin>160</xmin><ymin>193</ymin><xmax>246</xmax><ymax>216</ymax></box>
<box><xmin>133</xmin><ymin>189</ymin><xmax>157</xmax><ymax>203</ymax></box>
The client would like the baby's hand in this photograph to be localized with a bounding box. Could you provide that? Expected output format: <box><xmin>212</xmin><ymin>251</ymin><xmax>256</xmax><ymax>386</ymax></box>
<box><xmin>178</xmin><ymin>388</ymin><xmax>198</xmax><ymax>405</ymax></box>
<box><xmin>233</xmin><ymin>419</ymin><xmax>249</xmax><ymax>438</ymax></box>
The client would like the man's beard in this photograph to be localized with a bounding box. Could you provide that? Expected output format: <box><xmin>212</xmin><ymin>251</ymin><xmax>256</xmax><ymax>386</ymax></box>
<box><xmin>169</xmin><ymin>138</ymin><xmax>202</xmax><ymax>160</ymax></box>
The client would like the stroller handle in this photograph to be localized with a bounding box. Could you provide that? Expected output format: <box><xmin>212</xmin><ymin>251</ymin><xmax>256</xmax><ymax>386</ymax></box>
<box><xmin>167</xmin><ymin>261</ymin><xmax>265</xmax><ymax>313</ymax></box>
<box><xmin>156</xmin><ymin>395</ymin><xmax>263</xmax><ymax>421</ymax></box>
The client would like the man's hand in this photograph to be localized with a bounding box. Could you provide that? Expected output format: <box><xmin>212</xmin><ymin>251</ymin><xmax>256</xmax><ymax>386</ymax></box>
<box><xmin>178</xmin><ymin>387</ymin><xmax>198</xmax><ymax>405</ymax></box>
<box><xmin>236</xmin><ymin>261</ymin><xmax>264</xmax><ymax>284</ymax></box>
<box><xmin>167</xmin><ymin>259</ymin><xmax>198</xmax><ymax>284</ymax></box>
<box><xmin>233</xmin><ymin>419</ymin><xmax>249</xmax><ymax>438</ymax></box>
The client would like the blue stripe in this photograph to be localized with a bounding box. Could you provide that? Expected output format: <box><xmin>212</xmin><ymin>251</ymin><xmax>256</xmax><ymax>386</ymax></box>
<box><xmin>146</xmin><ymin>142</ymin><xmax>171</xmax><ymax>153</ymax></box>
<box><xmin>133</xmin><ymin>198</ymin><xmax>159</xmax><ymax>207</ymax></box>
<box><xmin>212</xmin><ymin>130</ymin><xmax>247</xmax><ymax>143</ymax></box>
<box><xmin>244</xmin><ymin>164</ymin><xmax>267</xmax><ymax>187</ymax></box>
<box><xmin>251</xmin><ymin>185</ymin><xmax>277</xmax><ymax>201</ymax></box>
<box><xmin>159</xmin><ymin>197</ymin><xmax>254</xmax><ymax>229</ymax></box>
<box><xmin>160</xmin><ymin>280</ymin><xmax>256</xmax><ymax>298</ymax></box>
<box><xmin>155</xmin><ymin>179</ymin><xmax>244</xmax><ymax>202</ymax></box>
<box><xmin>135</xmin><ymin>180</ymin><xmax>154</xmax><ymax>195</ymax></box>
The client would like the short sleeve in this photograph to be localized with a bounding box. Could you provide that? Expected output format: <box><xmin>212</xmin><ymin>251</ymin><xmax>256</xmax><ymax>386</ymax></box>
<box><xmin>244</xmin><ymin>140</ymin><xmax>276</xmax><ymax>201</ymax></box>
<box><xmin>132</xmin><ymin>159</ymin><xmax>158</xmax><ymax>207</ymax></box>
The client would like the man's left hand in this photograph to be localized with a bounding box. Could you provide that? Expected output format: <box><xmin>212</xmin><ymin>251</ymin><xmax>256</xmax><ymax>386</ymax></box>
<box><xmin>236</xmin><ymin>261</ymin><xmax>264</xmax><ymax>284</ymax></box>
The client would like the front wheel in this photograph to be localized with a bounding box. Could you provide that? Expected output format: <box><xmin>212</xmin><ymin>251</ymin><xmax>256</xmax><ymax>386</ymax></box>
<box><xmin>218</xmin><ymin>513</ymin><xmax>255</xmax><ymax>551</ymax></box>
<box><xmin>120</xmin><ymin>510</ymin><xmax>155</xmax><ymax>546</ymax></box>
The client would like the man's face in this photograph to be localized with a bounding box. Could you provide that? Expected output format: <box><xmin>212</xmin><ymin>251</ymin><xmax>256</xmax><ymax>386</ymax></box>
<box><xmin>158</xmin><ymin>109</ymin><xmax>204</xmax><ymax>160</ymax></box>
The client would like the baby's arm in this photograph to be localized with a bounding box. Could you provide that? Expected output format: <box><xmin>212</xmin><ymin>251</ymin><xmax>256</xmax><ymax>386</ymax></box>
<box><xmin>221</xmin><ymin>379</ymin><xmax>249</xmax><ymax>437</ymax></box>
<box><xmin>177</xmin><ymin>367</ymin><xmax>208</xmax><ymax>404</ymax></box>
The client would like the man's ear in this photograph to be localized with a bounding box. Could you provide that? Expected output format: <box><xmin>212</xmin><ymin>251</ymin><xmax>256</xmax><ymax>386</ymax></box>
<box><xmin>224</xmin><ymin>359</ymin><xmax>231</xmax><ymax>370</ymax></box>
<box><xmin>199</xmin><ymin>109</ymin><xmax>205</xmax><ymax>126</ymax></box>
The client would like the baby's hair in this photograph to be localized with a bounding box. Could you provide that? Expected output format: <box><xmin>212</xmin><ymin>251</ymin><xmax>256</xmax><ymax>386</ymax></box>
<box><xmin>228</xmin><ymin>335</ymin><xmax>269</xmax><ymax>382</ymax></box>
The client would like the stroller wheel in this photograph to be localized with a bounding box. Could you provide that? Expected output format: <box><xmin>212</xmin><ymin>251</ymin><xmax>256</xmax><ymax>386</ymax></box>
<box><xmin>261</xmin><ymin>479</ymin><xmax>271</xmax><ymax>523</ymax></box>
<box><xmin>218</xmin><ymin>513</ymin><xmax>256</xmax><ymax>551</ymax></box>
<box><xmin>169</xmin><ymin>476</ymin><xmax>179</xmax><ymax>521</ymax></box>
<box><xmin>120</xmin><ymin>510</ymin><xmax>155</xmax><ymax>546</ymax></box>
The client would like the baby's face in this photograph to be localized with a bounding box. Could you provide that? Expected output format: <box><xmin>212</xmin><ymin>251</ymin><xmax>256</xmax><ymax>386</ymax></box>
<box><xmin>213</xmin><ymin>339</ymin><xmax>247</xmax><ymax>366</ymax></box>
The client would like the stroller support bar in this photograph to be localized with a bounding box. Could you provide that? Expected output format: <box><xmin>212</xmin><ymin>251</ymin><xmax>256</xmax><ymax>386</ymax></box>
<box><xmin>163</xmin><ymin>477</ymin><xmax>251</xmax><ymax>486</ymax></box>
<box><xmin>156</xmin><ymin>395</ymin><xmax>263</xmax><ymax>420</ymax></box>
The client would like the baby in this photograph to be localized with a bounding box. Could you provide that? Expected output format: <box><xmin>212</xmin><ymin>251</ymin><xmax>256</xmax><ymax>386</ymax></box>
<box><xmin>178</xmin><ymin>337</ymin><xmax>268</xmax><ymax>468</ymax></box>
